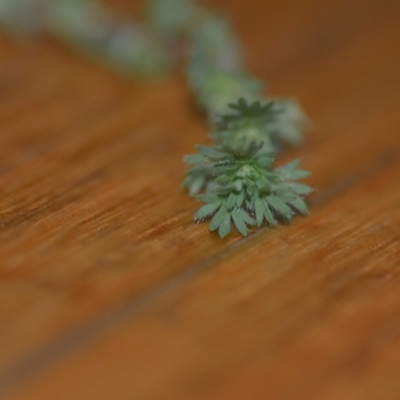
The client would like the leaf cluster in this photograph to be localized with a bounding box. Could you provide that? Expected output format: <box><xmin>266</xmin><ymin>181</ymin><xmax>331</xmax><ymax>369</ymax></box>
<box><xmin>185</xmin><ymin>142</ymin><xmax>312</xmax><ymax>237</ymax></box>
<box><xmin>217</xmin><ymin>98</ymin><xmax>277</xmax><ymax>128</ymax></box>
<box><xmin>194</xmin><ymin>70</ymin><xmax>265</xmax><ymax>119</ymax></box>
<box><xmin>212</xmin><ymin>98</ymin><xmax>280</xmax><ymax>154</ymax></box>
<box><xmin>179</xmin><ymin>0</ymin><xmax>312</xmax><ymax>237</ymax></box>
<box><xmin>2</xmin><ymin>0</ymin><xmax>313</xmax><ymax>238</ymax></box>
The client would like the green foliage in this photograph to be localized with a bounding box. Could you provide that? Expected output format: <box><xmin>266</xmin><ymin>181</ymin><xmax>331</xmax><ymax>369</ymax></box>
<box><xmin>184</xmin><ymin>10</ymin><xmax>263</xmax><ymax>120</ymax></box>
<box><xmin>212</xmin><ymin>97</ymin><xmax>309</xmax><ymax>152</ymax></box>
<box><xmin>147</xmin><ymin>0</ymin><xmax>202</xmax><ymax>38</ymax></box>
<box><xmin>1</xmin><ymin>0</ymin><xmax>312</xmax><ymax>238</ymax></box>
<box><xmin>192</xmin><ymin>70</ymin><xmax>265</xmax><ymax>119</ymax></box>
<box><xmin>217</xmin><ymin>98</ymin><xmax>278</xmax><ymax>128</ymax></box>
<box><xmin>0</xmin><ymin>0</ymin><xmax>173</xmax><ymax>77</ymax></box>
<box><xmin>185</xmin><ymin>141</ymin><xmax>312</xmax><ymax>237</ymax></box>
<box><xmin>45</xmin><ymin>0</ymin><xmax>173</xmax><ymax>77</ymax></box>
<box><xmin>179</xmin><ymin>0</ymin><xmax>312</xmax><ymax>237</ymax></box>
<box><xmin>183</xmin><ymin>1</ymin><xmax>308</xmax><ymax>148</ymax></box>
<box><xmin>188</xmin><ymin>13</ymin><xmax>243</xmax><ymax>73</ymax></box>
<box><xmin>213</xmin><ymin>98</ymin><xmax>278</xmax><ymax>154</ymax></box>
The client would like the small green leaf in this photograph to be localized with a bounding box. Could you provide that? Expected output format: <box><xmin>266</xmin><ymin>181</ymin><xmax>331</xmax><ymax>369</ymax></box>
<box><xmin>215</xmin><ymin>174</ymin><xmax>231</xmax><ymax>184</ymax></box>
<box><xmin>284</xmin><ymin>159</ymin><xmax>300</xmax><ymax>170</ymax></box>
<box><xmin>226</xmin><ymin>192</ymin><xmax>237</xmax><ymax>210</ymax></box>
<box><xmin>257</xmin><ymin>156</ymin><xmax>275</xmax><ymax>168</ymax></box>
<box><xmin>218</xmin><ymin>213</ymin><xmax>232</xmax><ymax>238</ymax></box>
<box><xmin>209</xmin><ymin>205</ymin><xmax>227</xmax><ymax>231</ymax></box>
<box><xmin>266</xmin><ymin>195</ymin><xmax>292</xmax><ymax>219</ymax></box>
<box><xmin>275</xmin><ymin>160</ymin><xmax>310</xmax><ymax>180</ymax></box>
<box><xmin>291</xmin><ymin>197</ymin><xmax>309</xmax><ymax>214</ymax></box>
<box><xmin>188</xmin><ymin>165</ymin><xmax>211</xmax><ymax>175</ymax></box>
<box><xmin>197</xmin><ymin>145</ymin><xmax>226</xmax><ymax>159</ymax></box>
<box><xmin>197</xmin><ymin>193</ymin><xmax>220</xmax><ymax>203</ymax></box>
<box><xmin>231</xmin><ymin>208</ymin><xmax>248</xmax><ymax>236</ymax></box>
<box><xmin>195</xmin><ymin>202</ymin><xmax>222</xmax><ymax>220</ymax></box>
<box><xmin>238</xmin><ymin>208</ymin><xmax>255</xmax><ymax>225</ymax></box>
<box><xmin>233</xmin><ymin>180</ymin><xmax>243</xmax><ymax>191</ymax></box>
<box><xmin>289</xmin><ymin>169</ymin><xmax>310</xmax><ymax>180</ymax></box>
<box><xmin>263</xmin><ymin>201</ymin><xmax>277</xmax><ymax>226</ymax></box>
<box><xmin>182</xmin><ymin>176</ymin><xmax>191</xmax><ymax>188</ymax></box>
<box><xmin>236</xmin><ymin>190</ymin><xmax>245</xmax><ymax>207</ymax></box>
<box><xmin>257</xmin><ymin>177</ymin><xmax>273</xmax><ymax>193</ymax></box>
<box><xmin>275</xmin><ymin>188</ymin><xmax>297</xmax><ymax>202</ymax></box>
<box><xmin>184</xmin><ymin>176</ymin><xmax>206</xmax><ymax>196</ymax></box>
<box><xmin>289</xmin><ymin>183</ymin><xmax>313</xmax><ymax>195</ymax></box>
<box><xmin>184</xmin><ymin>154</ymin><xmax>206</xmax><ymax>164</ymax></box>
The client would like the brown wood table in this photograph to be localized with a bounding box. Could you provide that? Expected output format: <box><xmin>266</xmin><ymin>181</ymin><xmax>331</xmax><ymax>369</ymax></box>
<box><xmin>0</xmin><ymin>0</ymin><xmax>399</xmax><ymax>399</ymax></box>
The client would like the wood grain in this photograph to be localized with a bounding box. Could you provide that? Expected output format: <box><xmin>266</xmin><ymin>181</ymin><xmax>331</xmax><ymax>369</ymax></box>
<box><xmin>8</xmin><ymin>155</ymin><xmax>400</xmax><ymax>400</ymax></box>
<box><xmin>0</xmin><ymin>0</ymin><xmax>399</xmax><ymax>398</ymax></box>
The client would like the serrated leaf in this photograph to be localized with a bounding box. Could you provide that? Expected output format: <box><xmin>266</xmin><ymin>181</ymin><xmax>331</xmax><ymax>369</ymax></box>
<box><xmin>184</xmin><ymin>154</ymin><xmax>206</xmax><ymax>165</ymax></box>
<box><xmin>195</xmin><ymin>201</ymin><xmax>222</xmax><ymax>220</ymax></box>
<box><xmin>226</xmin><ymin>192</ymin><xmax>237</xmax><ymax>210</ymax></box>
<box><xmin>290</xmin><ymin>197</ymin><xmax>309</xmax><ymax>214</ymax></box>
<box><xmin>289</xmin><ymin>169</ymin><xmax>311</xmax><ymax>180</ymax></box>
<box><xmin>275</xmin><ymin>160</ymin><xmax>310</xmax><ymax>180</ymax></box>
<box><xmin>263</xmin><ymin>201</ymin><xmax>277</xmax><ymax>226</ymax></box>
<box><xmin>224</xmin><ymin>98</ymin><xmax>276</xmax><ymax>126</ymax></box>
<box><xmin>197</xmin><ymin>193</ymin><xmax>220</xmax><ymax>203</ymax></box>
<box><xmin>266</xmin><ymin>195</ymin><xmax>292</xmax><ymax>219</ymax></box>
<box><xmin>187</xmin><ymin>165</ymin><xmax>211</xmax><ymax>175</ymax></box>
<box><xmin>238</xmin><ymin>208</ymin><xmax>255</xmax><ymax>225</ymax></box>
<box><xmin>209</xmin><ymin>205</ymin><xmax>227</xmax><ymax>231</ymax></box>
<box><xmin>215</xmin><ymin>174</ymin><xmax>231</xmax><ymax>184</ymax></box>
<box><xmin>289</xmin><ymin>183</ymin><xmax>313</xmax><ymax>195</ymax></box>
<box><xmin>182</xmin><ymin>176</ymin><xmax>191</xmax><ymax>188</ymax></box>
<box><xmin>257</xmin><ymin>177</ymin><xmax>273</xmax><ymax>193</ymax></box>
<box><xmin>184</xmin><ymin>176</ymin><xmax>206</xmax><ymax>197</ymax></box>
<box><xmin>254</xmin><ymin>195</ymin><xmax>264</xmax><ymax>226</ymax></box>
<box><xmin>274</xmin><ymin>159</ymin><xmax>300</xmax><ymax>179</ymax></box>
<box><xmin>214</xmin><ymin>159</ymin><xmax>235</xmax><ymax>170</ymax></box>
<box><xmin>275</xmin><ymin>188</ymin><xmax>297</xmax><ymax>203</ymax></box>
<box><xmin>257</xmin><ymin>156</ymin><xmax>275</xmax><ymax>168</ymax></box>
<box><xmin>231</xmin><ymin>208</ymin><xmax>248</xmax><ymax>236</ymax></box>
<box><xmin>218</xmin><ymin>213</ymin><xmax>231</xmax><ymax>238</ymax></box>
<box><xmin>236</xmin><ymin>190</ymin><xmax>245</xmax><ymax>207</ymax></box>
<box><xmin>197</xmin><ymin>145</ymin><xmax>226</xmax><ymax>159</ymax></box>
<box><xmin>285</xmin><ymin>159</ymin><xmax>300</xmax><ymax>170</ymax></box>
<box><xmin>233</xmin><ymin>180</ymin><xmax>243</xmax><ymax>192</ymax></box>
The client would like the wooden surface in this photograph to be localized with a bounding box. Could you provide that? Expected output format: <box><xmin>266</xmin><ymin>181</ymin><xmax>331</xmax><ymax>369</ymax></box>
<box><xmin>0</xmin><ymin>0</ymin><xmax>399</xmax><ymax>399</ymax></box>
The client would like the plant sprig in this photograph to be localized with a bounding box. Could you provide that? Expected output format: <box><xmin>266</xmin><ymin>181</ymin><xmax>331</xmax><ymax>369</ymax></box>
<box><xmin>179</xmin><ymin>2</ymin><xmax>312</xmax><ymax>237</ymax></box>
<box><xmin>0</xmin><ymin>0</ymin><xmax>313</xmax><ymax>238</ymax></box>
<box><xmin>185</xmin><ymin>141</ymin><xmax>312</xmax><ymax>237</ymax></box>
